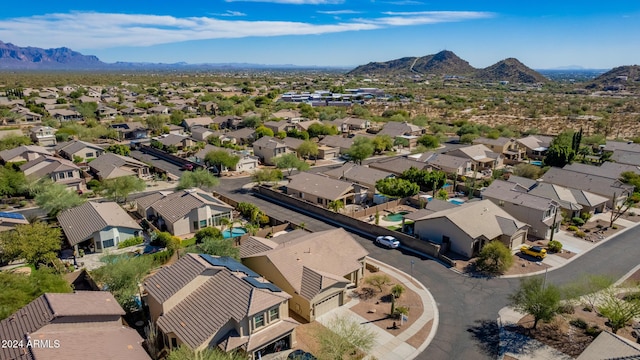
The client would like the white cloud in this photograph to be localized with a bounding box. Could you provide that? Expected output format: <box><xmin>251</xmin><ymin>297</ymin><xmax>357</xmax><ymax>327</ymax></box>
<box><xmin>317</xmin><ymin>10</ymin><xmax>362</xmax><ymax>15</ymax></box>
<box><xmin>0</xmin><ymin>11</ymin><xmax>492</xmax><ymax>50</ymax></box>
<box><xmin>213</xmin><ymin>10</ymin><xmax>247</xmax><ymax>17</ymax></box>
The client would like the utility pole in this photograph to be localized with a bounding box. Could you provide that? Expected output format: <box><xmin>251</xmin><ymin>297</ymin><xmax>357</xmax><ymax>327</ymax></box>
<box><xmin>549</xmin><ymin>205</ymin><xmax>559</xmax><ymax>242</ymax></box>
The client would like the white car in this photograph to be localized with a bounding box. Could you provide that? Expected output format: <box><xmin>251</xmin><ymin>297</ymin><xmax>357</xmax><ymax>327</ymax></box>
<box><xmin>375</xmin><ymin>236</ymin><xmax>400</xmax><ymax>249</ymax></box>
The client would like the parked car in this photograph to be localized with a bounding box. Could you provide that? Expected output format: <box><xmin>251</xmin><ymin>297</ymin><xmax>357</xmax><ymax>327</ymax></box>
<box><xmin>520</xmin><ymin>245</ymin><xmax>547</xmax><ymax>260</ymax></box>
<box><xmin>375</xmin><ymin>235</ymin><xmax>400</xmax><ymax>249</ymax></box>
<box><xmin>287</xmin><ymin>350</ymin><xmax>316</xmax><ymax>360</ymax></box>
<box><xmin>182</xmin><ymin>163</ymin><xmax>194</xmax><ymax>171</ymax></box>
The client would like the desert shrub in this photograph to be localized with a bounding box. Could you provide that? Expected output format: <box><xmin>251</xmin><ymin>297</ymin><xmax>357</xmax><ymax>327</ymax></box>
<box><xmin>117</xmin><ymin>236</ymin><xmax>144</xmax><ymax>249</ymax></box>
<box><xmin>366</xmin><ymin>274</ymin><xmax>391</xmax><ymax>292</ymax></box>
<box><xmin>475</xmin><ymin>241</ymin><xmax>513</xmax><ymax>274</ymax></box>
<box><xmin>570</xmin><ymin>318</ymin><xmax>588</xmax><ymax>329</ymax></box>
<box><xmin>547</xmin><ymin>240</ymin><xmax>563</xmax><ymax>253</ymax></box>
<box><xmin>356</xmin><ymin>287</ymin><xmax>376</xmax><ymax>301</ymax></box>
<box><xmin>575</xmin><ymin>230</ymin><xmax>586</xmax><ymax>238</ymax></box>
<box><xmin>572</xmin><ymin>217</ymin><xmax>585</xmax><ymax>226</ymax></box>
<box><xmin>624</xmin><ymin>292</ymin><xmax>640</xmax><ymax>302</ymax></box>
<box><xmin>585</xmin><ymin>325</ymin><xmax>601</xmax><ymax>337</ymax></box>
<box><xmin>612</xmin><ymin>225</ymin><xmax>619</xmax><ymax>229</ymax></box>
<box><xmin>580</xmin><ymin>212</ymin><xmax>592</xmax><ymax>221</ymax></box>
<box><xmin>151</xmin><ymin>250</ymin><xmax>171</xmax><ymax>265</ymax></box>
<box><xmin>567</xmin><ymin>225</ymin><xmax>578</xmax><ymax>232</ymax></box>
<box><xmin>558</xmin><ymin>304</ymin><xmax>574</xmax><ymax>314</ymax></box>
<box><xmin>194</xmin><ymin>227</ymin><xmax>222</xmax><ymax>243</ymax></box>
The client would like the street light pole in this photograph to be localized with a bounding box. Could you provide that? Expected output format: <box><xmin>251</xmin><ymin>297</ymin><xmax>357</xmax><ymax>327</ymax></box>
<box><xmin>411</xmin><ymin>260</ymin><xmax>415</xmax><ymax>280</ymax></box>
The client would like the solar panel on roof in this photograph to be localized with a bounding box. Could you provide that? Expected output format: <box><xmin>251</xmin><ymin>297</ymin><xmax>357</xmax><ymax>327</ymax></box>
<box><xmin>0</xmin><ymin>212</ymin><xmax>26</xmax><ymax>220</ymax></box>
<box><xmin>199</xmin><ymin>254</ymin><xmax>260</xmax><ymax>278</ymax></box>
<box><xmin>197</xmin><ymin>192</ymin><xmax>220</xmax><ymax>203</ymax></box>
<box><xmin>243</xmin><ymin>276</ymin><xmax>282</xmax><ymax>292</ymax></box>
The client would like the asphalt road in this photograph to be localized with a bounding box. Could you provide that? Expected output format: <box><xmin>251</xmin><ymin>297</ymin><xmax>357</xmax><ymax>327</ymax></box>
<box><xmin>216</xmin><ymin>175</ymin><xmax>640</xmax><ymax>360</ymax></box>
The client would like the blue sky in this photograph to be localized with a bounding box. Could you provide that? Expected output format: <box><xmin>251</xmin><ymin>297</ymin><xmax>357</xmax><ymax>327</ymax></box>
<box><xmin>0</xmin><ymin>1</ymin><xmax>638</xmax><ymax>69</ymax></box>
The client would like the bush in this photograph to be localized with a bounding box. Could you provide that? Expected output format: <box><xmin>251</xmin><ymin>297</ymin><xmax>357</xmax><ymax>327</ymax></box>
<box><xmin>572</xmin><ymin>217</ymin><xmax>585</xmax><ymax>226</ymax></box>
<box><xmin>575</xmin><ymin>230</ymin><xmax>586</xmax><ymax>238</ymax></box>
<box><xmin>567</xmin><ymin>225</ymin><xmax>578</xmax><ymax>232</ymax></box>
<box><xmin>585</xmin><ymin>325</ymin><xmax>601</xmax><ymax>337</ymax></box>
<box><xmin>194</xmin><ymin>227</ymin><xmax>222</xmax><ymax>243</ymax></box>
<box><xmin>180</xmin><ymin>237</ymin><xmax>196</xmax><ymax>248</ymax></box>
<box><xmin>570</xmin><ymin>318</ymin><xmax>588</xmax><ymax>329</ymax></box>
<box><xmin>547</xmin><ymin>240</ymin><xmax>563</xmax><ymax>253</ymax></box>
<box><xmin>558</xmin><ymin>304</ymin><xmax>574</xmax><ymax>314</ymax></box>
<box><xmin>117</xmin><ymin>236</ymin><xmax>144</xmax><ymax>249</ymax></box>
<box><xmin>475</xmin><ymin>241</ymin><xmax>513</xmax><ymax>274</ymax></box>
<box><xmin>151</xmin><ymin>250</ymin><xmax>171</xmax><ymax>265</ymax></box>
<box><xmin>580</xmin><ymin>212</ymin><xmax>592</xmax><ymax>221</ymax></box>
<box><xmin>612</xmin><ymin>225</ymin><xmax>619</xmax><ymax>229</ymax></box>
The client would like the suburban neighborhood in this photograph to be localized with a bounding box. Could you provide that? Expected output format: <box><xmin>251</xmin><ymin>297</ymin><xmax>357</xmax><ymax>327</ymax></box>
<box><xmin>1</xmin><ymin>73</ymin><xmax>640</xmax><ymax>360</ymax></box>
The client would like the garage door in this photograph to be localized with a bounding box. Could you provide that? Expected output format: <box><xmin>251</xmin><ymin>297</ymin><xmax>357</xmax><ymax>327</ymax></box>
<box><xmin>314</xmin><ymin>293</ymin><xmax>341</xmax><ymax>318</ymax></box>
<box><xmin>511</xmin><ymin>233</ymin><xmax>526</xmax><ymax>248</ymax></box>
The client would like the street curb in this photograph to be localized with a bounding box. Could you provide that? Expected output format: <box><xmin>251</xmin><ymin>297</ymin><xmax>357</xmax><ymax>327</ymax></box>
<box><xmin>367</xmin><ymin>257</ymin><xmax>440</xmax><ymax>360</ymax></box>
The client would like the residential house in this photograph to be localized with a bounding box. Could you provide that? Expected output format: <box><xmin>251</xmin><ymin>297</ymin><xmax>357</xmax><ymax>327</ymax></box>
<box><xmin>97</xmin><ymin>104</ymin><xmax>118</xmax><ymax>119</ymax></box>
<box><xmin>324</xmin><ymin>163</ymin><xmax>394</xmax><ymax>199</ymax></box>
<box><xmin>411</xmin><ymin>152</ymin><xmax>473</xmax><ymax>177</ymax></box>
<box><xmin>120</xmin><ymin>107</ymin><xmax>147</xmax><ymax>117</ymax></box>
<box><xmin>286</xmin><ymin>172</ymin><xmax>368</xmax><ymax>207</ymax></box>
<box><xmin>57</xmin><ymin>201</ymin><xmax>142</xmax><ymax>252</ymax></box>
<box><xmin>182</xmin><ymin>117</ymin><xmax>214</xmax><ymax>131</ymax></box>
<box><xmin>89</xmin><ymin>152</ymin><xmax>151</xmax><ymax>180</ymax></box>
<box><xmin>482</xmin><ymin>180</ymin><xmax>561</xmax><ymax>239</ymax></box>
<box><xmin>0</xmin><ymin>145</ymin><xmax>52</xmax><ymax>163</ymax></box>
<box><xmin>48</xmin><ymin>108</ymin><xmax>82</xmax><ymax>121</ymax></box>
<box><xmin>516</xmin><ymin>135</ymin><xmax>554</xmax><ymax>160</ymax></box>
<box><xmin>602</xmin><ymin>140</ymin><xmax>640</xmax><ymax>153</ymax></box>
<box><xmin>0</xmin><ymin>211</ymin><xmax>29</xmax><ymax>233</ymax></box>
<box><xmin>55</xmin><ymin>140</ymin><xmax>104</xmax><ymax>162</ymax></box>
<box><xmin>317</xmin><ymin>145</ymin><xmax>340</xmax><ymax>159</ymax></box>
<box><xmin>110</xmin><ymin>122</ymin><xmax>149</xmax><ymax>140</ymax></box>
<box><xmin>611</xmin><ymin>150</ymin><xmax>640</xmax><ymax>166</ymax></box>
<box><xmin>211</xmin><ymin>115</ymin><xmax>242</xmax><ymax>130</ymax></box>
<box><xmin>318</xmin><ymin>135</ymin><xmax>357</xmax><ymax>154</ymax></box>
<box><xmin>473</xmin><ymin>137</ymin><xmax>525</xmax><ymax>163</ymax></box>
<box><xmin>294</xmin><ymin>120</ymin><xmax>322</xmax><ymax>132</ymax></box>
<box><xmin>446</xmin><ymin>144</ymin><xmax>505</xmax><ymax>174</ymax></box>
<box><xmin>413</xmin><ymin>199</ymin><xmax>529</xmax><ymax>258</ymax></box>
<box><xmin>270</xmin><ymin>109</ymin><xmax>301</xmax><ymax>120</ymax></box>
<box><xmin>242</xmin><ymin>228</ymin><xmax>368</xmax><ymax>322</ymax></box>
<box><xmin>576</xmin><ymin>330</ymin><xmax>640</xmax><ymax>360</ymax></box>
<box><xmin>157</xmin><ymin>134</ymin><xmax>194</xmax><ymax>151</ymax></box>
<box><xmin>368</xmin><ymin>157</ymin><xmax>431</xmax><ymax>176</ymax></box>
<box><xmin>253</xmin><ymin>136</ymin><xmax>290</xmax><ymax>165</ymax></box>
<box><xmin>191</xmin><ymin>126</ymin><xmax>215</xmax><ymax>142</ymax></box>
<box><xmin>280</xmin><ymin>137</ymin><xmax>305</xmax><ymax>154</ymax></box>
<box><xmin>330</xmin><ymin>117</ymin><xmax>371</xmax><ymax>133</ymax></box>
<box><xmin>29</xmin><ymin>126</ymin><xmax>57</xmax><ymax>146</ymax></box>
<box><xmin>167</xmin><ymin>124</ymin><xmax>185</xmax><ymax>135</ymax></box>
<box><xmin>0</xmin><ymin>292</ymin><xmax>150</xmax><ymax>360</ymax></box>
<box><xmin>148</xmin><ymin>105</ymin><xmax>170</xmax><ymax>115</ymax></box>
<box><xmin>135</xmin><ymin>188</ymin><xmax>233</xmax><ymax>237</ymax></box>
<box><xmin>193</xmin><ymin>145</ymin><xmax>259</xmax><ymax>173</ymax></box>
<box><xmin>8</xmin><ymin>105</ymin><xmax>42</xmax><ymax>124</ymax></box>
<box><xmin>563</xmin><ymin>162</ymin><xmax>640</xmax><ymax>179</ymax></box>
<box><xmin>226</xmin><ymin>128</ymin><xmax>256</xmax><ymax>145</ymax></box>
<box><xmin>264</xmin><ymin>120</ymin><xmax>295</xmax><ymax>135</ymax></box>
<box><xmin>144</xmin><ymin>254</ymin><xmax>298</xmax><ymax>359</ymax></box>
<box><xmin>540</xmin><ymin>167</ymin><xmax>633</xmax><ymax>208</ymax></box>
<box><xmin>21</xmin><ymin>155</ymin><xmax>85</xmax><ymax>191</ymax></box>
<box><xmin>378</xmin><ymin>122</ymin><xmax>424</xmax><ymax>149</ymax></box>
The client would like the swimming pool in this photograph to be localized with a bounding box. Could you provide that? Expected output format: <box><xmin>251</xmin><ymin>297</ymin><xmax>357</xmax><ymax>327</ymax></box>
<box><xmin>383</xmin><ymin>211</ymin><xmax>409</xmax><ymax>222</ymax></box>
<box><xmin>530</xmin><ymin>160</ymin><xmax>543</xmax><ymax>166</ymax></box>
<box><xmin>222</xmin><ymin>227</ymin><xmax>248</xmax><ymax>239</ymax></box>
<box><xmin>448</xmin><ymin>198</ymin><xmax>465</xmax><ymax>205</ymax></box>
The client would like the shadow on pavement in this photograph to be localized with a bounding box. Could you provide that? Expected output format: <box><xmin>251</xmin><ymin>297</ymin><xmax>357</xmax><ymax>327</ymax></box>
<box><xmin>466</xmin><ymin>319</ymin><xmax>500</xmax><ymax>357</ymax></box>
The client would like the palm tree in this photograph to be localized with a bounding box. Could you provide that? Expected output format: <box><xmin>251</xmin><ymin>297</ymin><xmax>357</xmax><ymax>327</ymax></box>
<box><xmin>219</xmin><ymin>218</ymin><xmax>232</xmax><ymax>233</ymax></box>
<box><xmin>328</xmin><ymin>199</ymin><xmax>345</xmax><ymax>213</ymax></box>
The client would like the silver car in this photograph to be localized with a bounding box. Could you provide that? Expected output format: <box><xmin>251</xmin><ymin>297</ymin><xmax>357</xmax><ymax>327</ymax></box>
<box><xmin>375</xmin><ymin>236</ymin><xmax>400</xmax><ymax>249</ymax></box>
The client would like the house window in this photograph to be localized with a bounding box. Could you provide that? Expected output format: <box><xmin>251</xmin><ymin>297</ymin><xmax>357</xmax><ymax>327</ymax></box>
<box><xmin>199</xmin><ymin>220</ymin><xmax>207</xmax><ymax>228</ymax></box>
<box><xmin>193</xmin><ymin>221</ymin><xmax>198</xmax><ymax>230</ymax></box>
<box><xmin>269</xmin><ymin>308</ymin><xmax>279</xmax><ymax>321</ymax></box>
<box><xmin>254</xmin><ymin>314</ymin><xmax>265</xmax><ymax>329</ymax></box>
<box><xmin>317</xmin><ymin>198</ymin><xmax>323</xmax><ymax>204</ymax></box>
<box><xmin>171</xmin><ymin>337</ymin><xmax>178</xmax><ymax>349</ymax></box>
<box><xmin>59</xmin><ymin>172</ymin><xmax>65</xmax><ymax>179</ymax></box>
<box><xmin>103</xmin><ymin>239</ymin><xmax>115</xmax><ymax>248</ymax></box>
<box><xmin>85</xmin><ymin>152</ymin><xmax>94</xmax><ymax>158</ymax></box>
<box><xmin>67</xmin><ymin>171</ymin><xmax>74</xmax><ymax>178</ymax></box>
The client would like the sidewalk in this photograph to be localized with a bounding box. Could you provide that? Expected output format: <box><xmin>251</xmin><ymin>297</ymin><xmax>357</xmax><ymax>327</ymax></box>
<box><xmin>315</xmin><ymin>257</ymin><xmax>438</xmax><ymax>360</ymax></box>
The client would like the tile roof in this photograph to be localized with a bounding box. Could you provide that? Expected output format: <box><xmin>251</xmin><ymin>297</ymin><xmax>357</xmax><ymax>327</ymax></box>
<box><xmin>482</xmin><ymin>180</ymin><xmax>557</xmax><ymax>211</ymax></box>
<box><xmin>20</xmin><ymin>156</ymin><xmax>80</xmax><ymax>179</ymax></box>
<box><xmin>403</xmin><ymin>199</ymin><xmax>459</xmax><ymax>221</ymax></box>
<box><xmin>516</xmin><ymin>135</ymin><xmax>553</xmax><ymax>151</ymax></box>
<box><xmin>323</xmin><ymin>163</ymin><xmax>393</xmax><ymax>186</ymax></box>
<box><xmin>89</xmin><ymin>153</ymin><xmax>148</xmax><ymax>179</ymax></box>
<box><xmin>135</xmin><ymin>189</ymin><xmax>233</xmax><ymax>224</ymax></box>
<box><xmin>226</xmin><ymin>128</ymin><xmax>256</xmax><ymax>140</ymax></box>
<box><xmin>57</xmin><ymin>202</ymin><xmax>141</xmax><ymax>246</ymax></box>
<box><xmin>423</xmin><ymin>153</ymin><xmax>470</xmax><ymax>170</ymax></box>
<box><xmin>368</xmin><ymin>157</ymin><xmax>430</xmax><ymax>175</ymax></box>
<box><xmin>243</xmin><ymin>228</ymin><xmax>368</xmax><ymax>300</ymax></box>
<box><xmin>611</xmin><ymin>150</ymin><xmax>640</xmax><ymax>166</ymax></box>
<box><xmin>415</xmin><ymin>200</ymin><xmax>527</xmax><ymax>240</ymax></box>
<box><xmin>147</xmin><ymin>254</ymin><xmax>291</xmax><ymax>350</ymax></box>
<box><xmin>447</xmin><ymin>144</ymin><xmax>501</xmax><ymax>161</ymax></box>
<box><xmin>604</xmin><ymin>140</ymin><xmax>640</xmax><ymax>153</ymax></box>
<box><xmin>563</xmin><ymin>162</ymin><xmax>640</xmax><ymax>179</ymax></box>
<box><xmin>473</xmin><ymin>137</ymin><xmax>512</xmax><ymax>147</ymax></box>
<box><xmin>541</xmin><ymin>167</ymin><xmax>633</xmax><ymax>200</ymax></box>
<box><xmin>157</xmin><ymin>134</ymin><xmax>189</xmax><ymax>146</ymax></box>
<box><xmin>287</xmin><ymin>172</ymin><xmax>355</xmax><ymax>200</ymax></box>
<box><xmin>55</xmin><ymin>140</ymin><xmax>103</xmax><ymax>155</ymax></box>
<box><xmin>280</xmin><ymin>137</ymin><xmax>305</xmax><ymax>150</ymax></box>
<box><xmin>0</xmin><ymin>145</ymin><xmax>52</xmax><ymax>162</ymax></box>
<box><xmin>378</xmin><ymin>121</ymin><xmax>421</xmax><ymax>137</ymax></box>
<box><xmin>252</xmin><ymin>136</ymin><xmax>286</xmax><ymax>150</ymax></box>
<box><xmin>577</xmin><ymin>330</ymin><xmax>640</xmax><ymax>360</ymax></box>
<box><xmin>184</xmin><ymin>117</ymin><xmax>213</xmax><ymax>128</ymax></box>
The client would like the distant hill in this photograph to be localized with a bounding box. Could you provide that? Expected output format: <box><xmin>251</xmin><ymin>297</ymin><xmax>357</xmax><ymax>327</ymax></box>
<box><xmin>476</xmin><ymin>58</ymin><xmax>547</xmax><ymax>83</ymax></box>
<box><xmin>0</xmin><ymin>41</ymin><xmax>105</xmax><ymax>69</ymax></box>
<box><xmin>348</xmin><ymin>50</ymin><xmax>547</xmax><ymax>83</ymax></box>
<box><xmin>586</xmin><ymin>65</ymin><xmax>640</xmax><ymax>91</ymax></box>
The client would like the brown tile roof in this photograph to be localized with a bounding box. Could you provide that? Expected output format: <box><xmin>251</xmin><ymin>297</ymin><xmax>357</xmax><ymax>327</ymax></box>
<box><xmin>20</xmin><ymin>156</ymin><xmax>80</xmax><ymax>179</ymax></box>
<box><xmin>136</xmin><ymin>189</ymin><xmax>233</xmax><ymax>224</ymax></box>
<box><xmin>0</xmin><ymin>145</ymin><xmax>52</xmax><ymax>162</ymax></box>
<box><xmin>89</xmin><ymin>153</ymin><xmax>148</xmax><ymax>179</ymax></box>
<box><xmin>541</xmin><ymin>167</ymin><xmax>634</xmax><ymax>199</ymax></box>
<box><xmin>57</xmin><ymin>202</ymin><xmax>141</xmax><ymax>246</ymax></box>
<box><xmin>287</xmin><ymin>172</ymin><xmax>355</xmax><ymax>200</ymax></box>
<box><xmin>144</xmin><ymin>253</ymin><xmax>208</xmax><ymax>303</ymax></box>
<box><xmin>243</xmin><ymin>228</ymin><xmax>368</xmax><ymax>300</ymax></box>
<box><xmin>148</xmin><ymin>254</ymin><xmax>291</xmax><ymax>350</ymax></box>
<box><xmin>323</xmin><ymin>163</ymin><xmax>393</xmax><ymax>186</ymax></box>
<box><xmin>368</xmin><ymin>157</ymin><xmax>430</xmax><ymax>175</ymax></box>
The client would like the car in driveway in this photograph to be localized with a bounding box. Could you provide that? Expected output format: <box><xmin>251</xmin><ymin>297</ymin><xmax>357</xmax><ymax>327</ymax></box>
<box><xmin>287</xmin><ymin>350</ymin><xmax>316</xmax><ymax>360</ymax></box>
<box><xmin>182</xmin><ymin>163</ymin><xmax>194</xmax><ymax>171</ymax></box>
<box><xmin>375</xmin><ymin>235</ymin><xmax>400</xmax><ymax>249</ymax></box>
<box><xmin>520</xmin><ymin>245</ymin><xmax>547</xmax><ymax>260</ymax></box>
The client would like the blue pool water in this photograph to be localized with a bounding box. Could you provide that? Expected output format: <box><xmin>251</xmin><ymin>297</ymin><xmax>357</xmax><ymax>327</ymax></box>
<box><xmin>530</xmin><ymin>160</ymin><xmax>543</xmax><ymax>166</ymax></box>
<box><xmin>383</xmin><ymin>211</ymin><xmax>409</xmax><ymax>222</ymax></box>
<box><xmin>442</xmin><ymin>183</ymin><xmax>451</xmax><ymax>188</ymax></box>
<box><xmin>448</xmin><ymin>198</ymin><xmax>465</xmax><ymax>205</ymax></box>
<box><xmin>222</xmin><ymin>227</ymin><xmax>247</xmax><ymax>239</ymax></box>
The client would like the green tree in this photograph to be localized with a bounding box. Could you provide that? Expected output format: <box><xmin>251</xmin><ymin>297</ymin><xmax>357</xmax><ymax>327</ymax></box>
<box><xmin>106</xmin><ymin>144</ymin><xmax>131</xmax><ymax>156</ymax></box>
<box><xmin>372</xmin><ymin>135</ymin><xmax>394</xmax><ymax>154</ymax></box>
<box><xmin>346</xmin><ymin>137</ymin><xmax>374</xmax><ymax>165</ymax></box>
<box><xmin>75</xmin><ymin>101</ymin><xmax>98</xmax><ymax>120</ymax></box>
<box><xmin>391</xmin><ymin>284</ymin><xmax>405</xmax><ymax>299</ymax></box>
<box><xmin>100</xmin><ymin>176</ymin><xmax>147</xmax><ymax>203</ymax></box>
<box><xmin>316</xmin><ymin>315</ymin><xmax>376</xmax><ymax>360</ymax></box>
<box><xmin>92</xmin><ymin>255</ymin><xmax>155</xmax><ymax>312</ymax></box>
<box><xmin>417</xmin><ymin>134</ymin><xmax>440</xmax><ymax>149</ymax></box>
<box><xmin>166</xmin><ymin>346</ymin><xmax>245</xmax><ymax>360</ymax></box>
<box><xmin>194</xmin><ymin>227</ymin><xmax>223</xmax><ymax>243</ymax></box>
<box><xmin>297</xmin><ymin>140</ymin><xmax>319</xmax><ymax>161</ymax></box>
<box><xmin>0</xmin><ymin>221</ymin><xmax>61</xmax><ymax>267</ymax></box>
<box><xmin>563</xmin><ymin>274</ymin><xmax>613</xmax><ymax>311</ymax></box>
<box><xmin>366</xmin><ymin>274</ymin><xmax>391</xmax><ymax>292</ymax></box>
<box><xmin>204</xmin><ymin>150</ymin><xmax>240</xmax><ymax>174</ymax></box>
<box><xmin>255</xmin><ymin>125</ymin><xmax>274</xmax><ymax>138</ymax></box>
<box><xmin>328</xmin><ymin>199</ymin><xmax>345</xmax><ymax>213</ymax></box>
<box><xmin>512</xmin><ymin>163</ymin><xmax>543</xmax><ymax>179</ymax></box>
<box><xmin>169</xmin><ymin>110</ymin><xmax>185</xmax><ymax>125</ymax></box>
<box><xmin>307</xmin><ymin>123</ymin><xmax>337</xmax><ymax>138</ymax></box>
<box><xmin>509</xmin><ymin>277</ymin><xmax>562</xmax><ymax>329</ymax></box>
<box><xmin>475</xmin><ymin>241</ymin><xmax>513</xmax><ymax>274</ymax></box>
<box><xmin>275</xmin><ymin>153</ymin><xmax>310</xmax><ymax>176</ymax></box>
<box><xmin>35</xmin><ymin>181</ymin><xmax>85</xmax><ymax>217</ymax></box>
<box><xmin>177</xmin><ymin>168</ymin><xmax>220</xmax><ymax>190</ymax></box>
<box><xmin>0</xmin><ymin>134</ymin><xmax>32</xmax><ymax>151</ymax></box>
<box><xmin>187</xmin><ymin>237</ymin><xmax>240</xmax><ymax>260</ymax></box>
<box><xmin>544</xmin><ymin>131</ymin><xmax>576</xmax><ymax>167</ymax></box>
<box><xmin>0</xmin><ymin>268</ymin><xmax>72</xmax><ymax>320</ymax></box>
<box><xmin>145</xmin><ymin>114</ymin><xmax>168</xmax><ymax>135</ymax></box>
<box><xmin>252</xmin><ymin>168</ymin><xmax>283</xmax><ymax>185</ymax></box>
<box><xmin>0</xmin><ymin>166</ymin><xmax>28</xmax><ymax>197</ymax></box>
<box><xmin>459</xmin><ymin>133</ymin><xmax>478</xmax><ymax>144</ymax></box>
<box><xmin>598</xmin><ymin>288</ymin><xmax>640</xmax><ymax>334</ymax></box>
<box><xmin>376</xmin><ymin>178</ymin><xmax>420</xmax><ymax>198</ymax></box>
